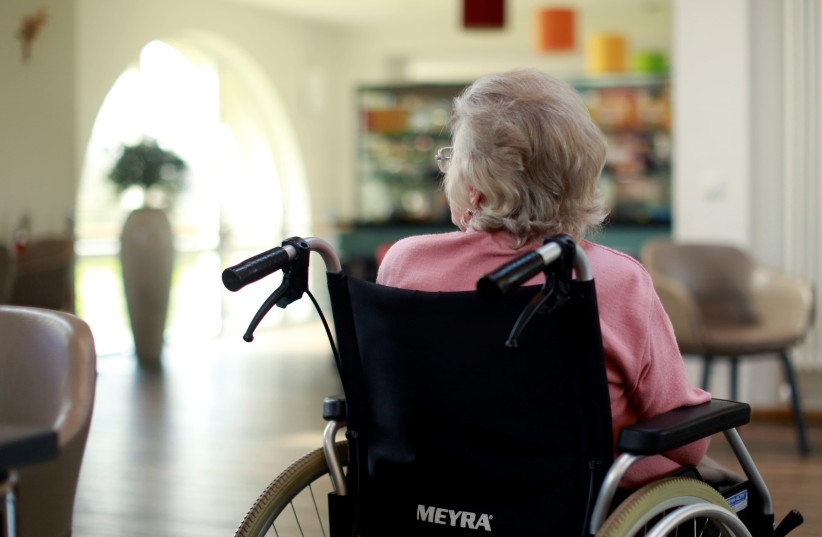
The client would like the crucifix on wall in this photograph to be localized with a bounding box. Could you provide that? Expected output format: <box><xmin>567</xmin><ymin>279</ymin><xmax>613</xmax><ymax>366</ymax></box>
<box><xmin>17</xmin><ymin>8</ymin><xmax>48</xmax><ymax>63</ymax></box>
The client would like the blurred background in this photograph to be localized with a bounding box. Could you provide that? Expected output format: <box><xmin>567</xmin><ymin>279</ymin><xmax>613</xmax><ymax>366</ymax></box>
<box><xmin>1</xmin><ymin>0</ymin><xmax>820</xmax><ymax>440</ymax></box>
<box><xmin>3</xmin><ymin>1</ymin><xmax>822</xmax><ymax>535</ymax></box>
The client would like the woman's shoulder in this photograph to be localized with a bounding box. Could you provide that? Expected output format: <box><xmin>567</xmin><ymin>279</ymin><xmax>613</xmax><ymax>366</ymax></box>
<box><xmin>582</xmin><ymin>241</ymin><xmax>663</xmax><ymax>344</ymax></box>
<box><xmin>384</xmin><ymin>230</ymin><xmax>466</xmax><ymax>258</ymax></box>
<box><xmin>377</xmin><ymin>229</ymin><xmax>517</xmax><ymax>290</ymax></box>
<box><xmin>581</xmin><ymin>240</ymin><xmax>654</xmax><ymax>289</ymax></box>
<box><xmin>376</xmin><ymin>230</ymin><xmax>467</xmax><ymax>288</ymax></box>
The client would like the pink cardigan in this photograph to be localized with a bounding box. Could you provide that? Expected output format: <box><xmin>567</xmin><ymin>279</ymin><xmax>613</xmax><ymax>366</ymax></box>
<box><xmin>376</xmin><ymin>229</ymin><xmax>711</xmax><ymax>488</ymax></box>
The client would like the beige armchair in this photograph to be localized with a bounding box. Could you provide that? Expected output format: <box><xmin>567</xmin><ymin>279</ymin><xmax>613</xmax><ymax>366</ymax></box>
<box><xmin>0</xmin><ymin>306</ymin><xmax>97</xmax><ymax>536</ymax></box>
<box><xmin>640</xmin><ymin>240</ymin><xmax>814</xmax><ymax>455</ymax></box>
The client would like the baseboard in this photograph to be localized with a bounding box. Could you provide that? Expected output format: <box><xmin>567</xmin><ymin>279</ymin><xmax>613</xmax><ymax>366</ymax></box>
<box><xmin>751</xmin><ymin>407</ymin><xmax>822</xmax><ymax>426</ymax></box>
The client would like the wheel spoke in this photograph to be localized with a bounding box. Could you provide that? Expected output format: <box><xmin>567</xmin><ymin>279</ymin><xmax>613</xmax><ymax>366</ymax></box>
<box><xmin>308</xmin><ymin>483</ymin><xmax>327</xmax><ymax>537</ymax></box>
<box><xmin>290</xmin><ymin>501</ymin><xmax>305</xmax><ymax>537</ymax></box>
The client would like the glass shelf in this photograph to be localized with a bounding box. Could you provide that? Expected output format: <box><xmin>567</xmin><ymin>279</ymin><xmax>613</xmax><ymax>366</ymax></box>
<box><xmin>344</xmin><ymin>75</ymin><xmax>672</xmax><ymax>270</ymax></box>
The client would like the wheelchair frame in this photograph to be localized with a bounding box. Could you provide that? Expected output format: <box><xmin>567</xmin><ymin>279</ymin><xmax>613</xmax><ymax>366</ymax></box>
<box><xmin>223</xmin><ymin>236</ymin><xmax>803</xmax><ymax>537</ymax></box>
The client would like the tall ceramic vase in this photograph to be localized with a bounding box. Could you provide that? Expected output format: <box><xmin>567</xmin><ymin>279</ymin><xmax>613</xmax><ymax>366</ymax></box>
<box><xmin>120</xmin><ymin>207</ymin><xmax>174</xmax><ymax>368</ymax></box>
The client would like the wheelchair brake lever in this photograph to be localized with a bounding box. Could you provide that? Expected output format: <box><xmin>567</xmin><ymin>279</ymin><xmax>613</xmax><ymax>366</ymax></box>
<box><xmin>505</xmin><ymin>285</ymin><xmax>553</xmax><ymax>348</ymax></box>
<box><xmin>242</xmin><ymin>275</ymin><xmax>292</xmax><ymax>342</ymax></box>
<box><xmin>241</xmin><ymin>238</ymin><xmax>312</xmax><ymax>343</ymax></box>
<box><xmin>505</xmin><ymin>237</ymin><xmax>575</xmax><ymax>348</ymax></box>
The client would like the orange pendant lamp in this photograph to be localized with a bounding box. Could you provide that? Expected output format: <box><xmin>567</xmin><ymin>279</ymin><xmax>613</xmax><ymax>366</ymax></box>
<box><xmin>536</xmin><ymin>8</ymin><xmax>575</xmax><ymax>52</ymax></box>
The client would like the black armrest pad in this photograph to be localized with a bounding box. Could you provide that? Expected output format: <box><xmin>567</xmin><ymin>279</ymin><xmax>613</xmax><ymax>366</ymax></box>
<box><xmin>617</xmin><ymin>399</ymin><xmax>750</xmax><ymax>455</ymax></box>
<box><xmin>0</xmin><ymin>425</ymin><xmax>58</xmax><ymax>471</ymax></box>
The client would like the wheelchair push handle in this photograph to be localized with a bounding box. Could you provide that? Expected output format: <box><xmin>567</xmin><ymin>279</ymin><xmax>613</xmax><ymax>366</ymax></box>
<box><xmin>222</xmin><ymin>237</ymin><xmax>342</xmax><ymax>292</ymax></box>
<box><xmin>222</xmin><ymin>237</ymin><xmax>341</xmax><ymax>342</ymax></box>
<box><xmin>477</xmin><ymin>237</ymin><xmax>593</xmax><ymax>302</ymax></box>
<box><xmin>477</xmin><ymin>246</ymin><xmax>559</xmax><ymax>303</ymax></box>
<box><xmin>222</xmin><ymin>246</ymin><xmax>294</xmax><ymax>291</ymax></box>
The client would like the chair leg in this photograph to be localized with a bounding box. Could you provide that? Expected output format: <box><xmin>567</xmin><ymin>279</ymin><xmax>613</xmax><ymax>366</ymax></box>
<box><xmin>729</xmin><ymin>356</ymin><xmax>739</xmax><ymax>401</ymax></box>
<box><xmin>779</xmin><ymin>352</ymin><xmax>810</xmax><ymax>455</ymax></box>
<box><xmin>701</xmin><ymin>355</ymin><xmax>713</xmax><ymax>392</ymax></box>
<box><xmin>0</xmin><ymin>473</ymin><xmax>18</xmax><ymax>537</ymax></box>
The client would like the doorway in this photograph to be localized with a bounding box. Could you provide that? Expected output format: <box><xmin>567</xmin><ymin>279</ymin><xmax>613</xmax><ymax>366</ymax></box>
<box><xmin>75</xmin><ymin>38</ymin><xmax>311</xmax><ymax>356</ymax></box>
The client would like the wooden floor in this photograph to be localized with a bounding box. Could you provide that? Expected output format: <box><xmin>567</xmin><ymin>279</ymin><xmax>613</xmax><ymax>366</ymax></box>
<box><xmin>709</xmin><ymin>424</ymin><xmax>822</xmax><ymax>535</ymax></box>
<box><xmin>72</xmin><ymin>321</ymin><xmax>822</xmax><ymax>536</ymax></box>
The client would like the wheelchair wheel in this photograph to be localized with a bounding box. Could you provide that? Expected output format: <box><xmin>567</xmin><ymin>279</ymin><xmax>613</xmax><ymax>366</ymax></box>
<box><xmin>234</xmin><ymin>442</ymin><xmax>348</xmax><ymax>537</ymax></box>
<box><xmin>596</xmin><ymin>477</ymin><xmax>751</xmax><ymax>537</ymax></box>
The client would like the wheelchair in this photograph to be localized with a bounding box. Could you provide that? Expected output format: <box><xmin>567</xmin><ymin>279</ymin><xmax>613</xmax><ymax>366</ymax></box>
<box><xmin>222</xmin><ymin>236</ymin><xmax>804</xmax><ymax>537</ymax></box>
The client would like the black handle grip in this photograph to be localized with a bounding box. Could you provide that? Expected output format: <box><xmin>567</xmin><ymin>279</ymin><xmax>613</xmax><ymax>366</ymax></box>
<box><xmin>222</xmin><ymin>247</ymin><xmax>293</xmax><ymax>292</ymax></box>
<box><xmin>477</xmin><ymin>250</ymin><xmax>545</xmax><ymax>303</ymax></box>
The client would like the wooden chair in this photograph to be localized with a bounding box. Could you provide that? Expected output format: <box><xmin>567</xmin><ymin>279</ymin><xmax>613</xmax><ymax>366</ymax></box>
<box><xmin>0</xmin><ymin>306</ymin><xmax>97</xmax><ymax>536</ymax></box>
<box><xmin>11</xmin><ymin>238</ymin><xmax>75</xmax><ymax>312</ymax></box>
<box><xmin>641</xmin><ymin>240</ymin><xmax>814</xmax><ymax>454</ymax></box>
<box><xmin>0</xmin><ymin>245</ymin><xmax>15</xmax><ymax>304</ymax></box>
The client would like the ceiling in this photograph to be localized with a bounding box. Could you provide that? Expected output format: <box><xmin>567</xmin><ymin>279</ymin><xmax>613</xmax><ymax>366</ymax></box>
<box><xmin>218</xmin><ymin>0</ymin><xmax>668</xmax><ymax>27</ymax></box>
<box><xmin>217</xmin><ymin>0</ymin><xmax>454</xmax><ymax>26</ymax></box>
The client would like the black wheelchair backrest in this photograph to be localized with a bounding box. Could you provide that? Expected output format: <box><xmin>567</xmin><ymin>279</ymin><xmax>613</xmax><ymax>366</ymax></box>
<box><xmin>327</xmin><ymin>268</ymin><xmax>612</xmax><ymax>536</ymax></box>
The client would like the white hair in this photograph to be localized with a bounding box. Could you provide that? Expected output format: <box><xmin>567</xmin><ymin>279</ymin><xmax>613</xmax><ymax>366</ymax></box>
<box><xmin>444</xmin><ymin>68</ymin><xmax>608</xmax><ymax>247</ymax></box>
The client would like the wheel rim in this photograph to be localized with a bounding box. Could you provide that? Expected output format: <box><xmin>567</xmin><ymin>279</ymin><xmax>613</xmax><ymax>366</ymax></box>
<box><xmin>596</xmin><ymin>477</ymin><xmax>746</xmax><ymax>537</ymax></box>
<box><xmin>235</xmin><ymin>443</ymin><xmax>347</xmax><ymax>537</ymax></box>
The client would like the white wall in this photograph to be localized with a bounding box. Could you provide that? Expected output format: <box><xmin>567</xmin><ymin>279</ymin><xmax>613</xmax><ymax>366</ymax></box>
<box><xmin>672</xmin><ymin>0</ymin><xmax>784</xmax><ymax>262</ymax></box>
<box><xmin>75</xmin><ymin>0</ymin><xmax>350</xmax><ymax>239</ymax></box>
<box><xmin>342</xmin><ymin>1</ymin><xmax>672</xmax><ymax>85</ymax></box>
<box><xmin>749</xmin><ymin>0</ymin><xmax>785</xmax><ymax>268</ymax></box>
<box><xmin>672</xmin><ymin>0</ymin><xmax>752</xmax><ymax>248</ymax></box>
<box><xmin>672</xmin><ymin>0</ymin><xmax>805</xmax><ymax>406</ymax></box>
<box><xmin>0</xmin><ymin>0</ymin><xmax>352</xmax><ymax>241</ymax></box>
<box><xmin>0</xmin><ymin>0</ymin><xmax>77</xmax><ymax>238</ymax></box>
<box><xmin>2</xmin><ymin>0</ymin><xmax>674</xmax><ymax>242</ymax></box>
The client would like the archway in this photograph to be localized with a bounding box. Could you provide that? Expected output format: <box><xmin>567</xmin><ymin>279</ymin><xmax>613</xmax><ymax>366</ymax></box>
<box><xmin>76</xmin><ymin>35</ymin><xmax>311</xmax><ymax>356</ymax></box>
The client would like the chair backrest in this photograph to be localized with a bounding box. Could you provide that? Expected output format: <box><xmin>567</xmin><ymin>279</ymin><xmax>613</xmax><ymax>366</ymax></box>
<box><xmin>11</xmin><ymin>238</ymin><xmax>75</xmax><ymax>312</ymax></box>
<box><xmin>0</xmin><ymin>244</ymin><xmax>15</xmax><ymax>304</ymax></box>
<box><xmin>641</xmin><ymin>241</ymin><xmax>759</xmax><ymax>326</ymax></box>
<box><xmin>0</xmin><ymin>306</ymin><xmax>96</xmax><ymax>537</ymax></box>
<box><xmin>327</xmin><ymin>272</ymin><xmax>612</xmax><ymax>536</ymax></box>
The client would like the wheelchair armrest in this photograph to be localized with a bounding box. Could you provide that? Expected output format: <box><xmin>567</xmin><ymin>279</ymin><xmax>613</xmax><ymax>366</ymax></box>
<box><xmin>618</xmin><ymin>399</ymin><xmax>750</xmax><ymax>455</ymax></box>
<box><xmin>0</xmin><ymin>424</ymin><xmax>58</xmax><ymax>472</ymax></box>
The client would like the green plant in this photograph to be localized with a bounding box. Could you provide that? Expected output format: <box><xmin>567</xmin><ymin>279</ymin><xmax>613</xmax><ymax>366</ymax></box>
<box><xmin>108</xmin><ymin>138</ymin><xmax>187</xmax><ymax>200</ymax></box>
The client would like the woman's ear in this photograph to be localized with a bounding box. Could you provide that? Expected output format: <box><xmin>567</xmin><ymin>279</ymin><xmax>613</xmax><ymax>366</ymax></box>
<box><xmin>467</xmin><ymin>186</ymin><xmax>484</xmax><ymax>208</ymax></box>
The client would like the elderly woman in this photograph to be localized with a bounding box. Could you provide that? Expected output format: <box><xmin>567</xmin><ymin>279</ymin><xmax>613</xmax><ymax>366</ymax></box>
<box><xmin>376</xmin><ymin>68</ymin><xmax>711</xmax><ymax>488</ymax></box>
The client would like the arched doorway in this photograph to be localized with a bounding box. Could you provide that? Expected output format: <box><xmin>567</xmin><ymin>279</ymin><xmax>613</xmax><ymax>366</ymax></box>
<box><xmin>76</xmin><ymin>37</ymin><xmax>311</xmax><ymax>356</ymax></box>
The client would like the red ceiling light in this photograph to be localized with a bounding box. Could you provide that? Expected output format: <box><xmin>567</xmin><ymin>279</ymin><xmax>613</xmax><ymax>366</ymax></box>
<box><xmin>463</xmin><ymin>0</ymin><xmax>505</xmax><ymax>29</ymax></box>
